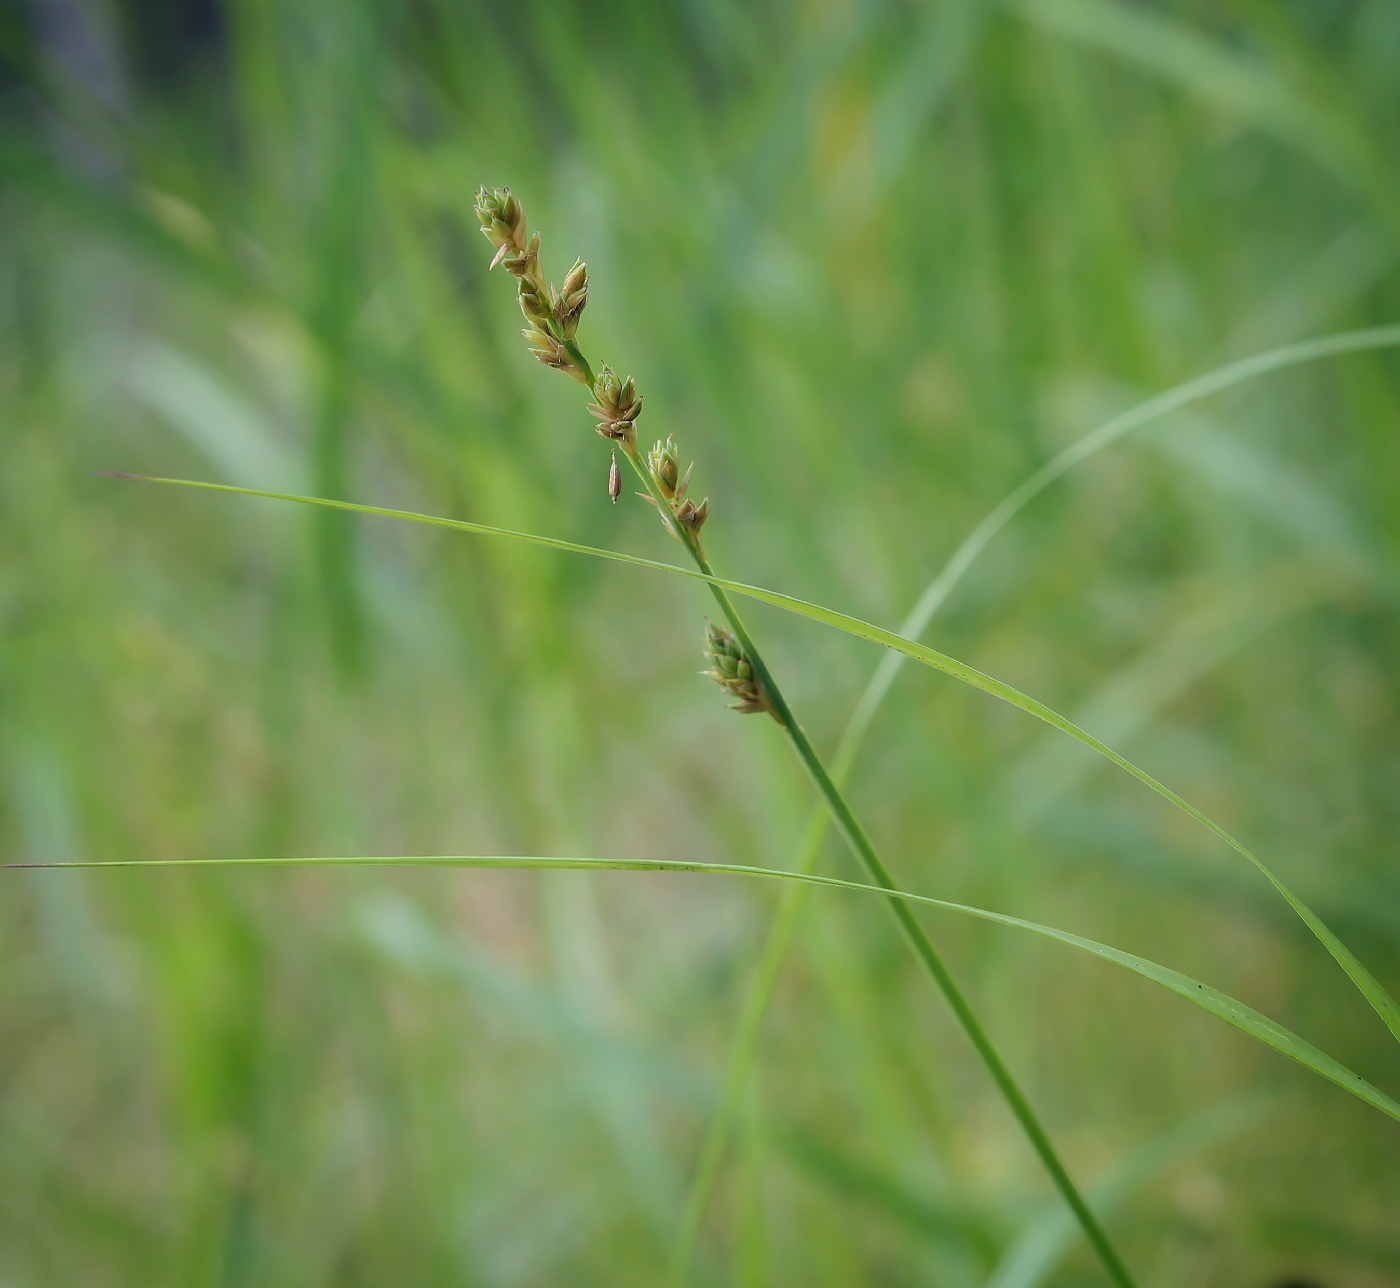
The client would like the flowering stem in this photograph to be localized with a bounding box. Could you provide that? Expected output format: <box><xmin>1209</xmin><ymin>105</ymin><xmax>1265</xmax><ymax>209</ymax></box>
<box><xmin>610</xmin><ymin>441</ymin><xmax>1135</xmax><ymax>1288</ymax></box>
<box><xmin>469</xmin><ymin>183</ymin><xmax>1133</xmax><ymax>1284</ymax></box>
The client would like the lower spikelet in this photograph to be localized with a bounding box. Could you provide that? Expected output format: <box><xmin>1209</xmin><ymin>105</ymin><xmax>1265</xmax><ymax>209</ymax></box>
<box><xmin>702</xmin><ymin>621</ymin><xmax>775</xmax><ymax>718</ymax></box>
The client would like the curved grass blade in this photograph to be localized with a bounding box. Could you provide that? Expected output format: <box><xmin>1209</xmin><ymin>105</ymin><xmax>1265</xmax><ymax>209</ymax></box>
<box><xmin>15</xmin><ymin>853</ymin><xmax>1400</xmax><ymax>1125</ymax></box>
<box><xmin>110</xmin><ymin>472</ymin><xmax>1400</xmax><ymax>1047</ymax></box>
<box><xmin>666</xmin><ymin>324</ymin><xmax>1400</xmax><ymax>1281</ymax></box>
<box><xmin>840</xmin><ymin>324</ymin><xmax>1400</xmax><ymax>765</ymax></box>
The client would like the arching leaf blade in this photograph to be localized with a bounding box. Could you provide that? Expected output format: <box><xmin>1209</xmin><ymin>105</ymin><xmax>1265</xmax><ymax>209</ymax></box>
<box><xmin>111</xmin><ymin>472</ymin><xmax>1400</xmax><ymax>1049</ymax></box>
<box><xmin>18</xmin><ymin>851</ymin><xmax>1400</xmax><ymax>1125</ymax></box>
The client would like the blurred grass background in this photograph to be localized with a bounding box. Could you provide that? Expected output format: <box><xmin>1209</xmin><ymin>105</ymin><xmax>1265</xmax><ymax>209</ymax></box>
<box><xmin>3</xmin><ymin>0</ymin><xmax>1400</xmax><ymax>1284</ymax></box>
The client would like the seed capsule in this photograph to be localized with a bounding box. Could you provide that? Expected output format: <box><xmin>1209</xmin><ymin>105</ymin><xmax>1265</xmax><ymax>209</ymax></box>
<box><xmin>676</xmin><ymin>495</ymin><xmax>709</xmax><ymax>537</ymax></box>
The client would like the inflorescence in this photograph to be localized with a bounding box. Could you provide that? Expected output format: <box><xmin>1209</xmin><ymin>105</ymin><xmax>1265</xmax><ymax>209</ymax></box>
<box><xmin>474</xmin><ymin>184</ymin><xmax>748</xmax><ymax>713</ymax></box>
<box><xmin>475</xmin><ymin>185</ymin><xmax>590</xmax><ymax>386</ymax></box>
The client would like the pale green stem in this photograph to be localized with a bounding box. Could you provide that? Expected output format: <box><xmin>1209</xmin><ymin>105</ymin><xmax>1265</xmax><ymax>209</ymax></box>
<box><xmin>606</xmin><ymin>439</ymin><xmax>1135</xmax><ymax>1288</ymax></box>
<box><xmin>666</xmin><ymin>323</ymin><xmax>1400</xmax><ymax>1281</ymax></box>
<box><xmin>561</xmin><ymin>336</ymin><xmax>595</xmax><ymax>388</ymax></box>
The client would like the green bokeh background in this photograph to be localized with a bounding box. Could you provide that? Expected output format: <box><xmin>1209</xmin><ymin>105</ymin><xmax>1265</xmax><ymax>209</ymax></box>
<box><xmin>2</xmin><ymin>1</ymin><xmax>1399</xmax><ymax>1284</ymax></box>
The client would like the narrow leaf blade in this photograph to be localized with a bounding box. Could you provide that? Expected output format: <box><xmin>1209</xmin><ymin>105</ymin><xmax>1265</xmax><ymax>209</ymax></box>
<box><xmin>113</xmin><ymin>471</ymin><xmax>1400</xmax><ymax>1049</ymax></box>
<box><xmin>17</xmin><ymin>853</ymin><xmax>1400</xmax><ymax>1125</ymax></box>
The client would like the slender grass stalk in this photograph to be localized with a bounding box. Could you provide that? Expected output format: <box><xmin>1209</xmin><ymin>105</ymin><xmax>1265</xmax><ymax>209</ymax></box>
<box><xmin>637</xmin><ymin>517</ymin><xmax>1138</xmax><ymax>1284</ymax></box>
<box><xmin>106</xmin><ymin>207</ymin><xmax>1400</xmax><ymax>1284</ymax></box>
<box><xmin>466</xmin><ymin>187</ymin><xmax>1136</xmax><ymax>1287</ymax></box>
<box><xmin>667</xmin><ymin>323</ymin><xmax>1400</xmax><ymax>1276</ymax></box>
<box><xmin>10</xmin><ymin>855</ymin><xmax>1397</xmax><ymax>1125</ymax></box>
<box><xmin>112</xmin><ymin>452</ymin><xmax>1400</xmax><ymax>1272</ymax></box>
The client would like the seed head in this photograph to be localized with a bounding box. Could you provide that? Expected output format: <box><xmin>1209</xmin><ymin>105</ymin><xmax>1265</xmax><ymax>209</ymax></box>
<box><xmin>475</xmin><ymin>186</ymin><xmax>526</xmax><ymax>265</ymax></box>
<box><xmin>588</xmin><ymin>364</ymin><xmax>643</xmax><ymax>444</ymax></box>
<box><xmin>702</xmin><ymin>621</ymin><xmax>774</xmax><ymax>718</ymax></box>
<box><xmin>554</xmin><ymin>258</ymin><xmax>589</xmax><ymax>340</ymax></box>
<box><xmin>474</xmin><ymin>187</ymin><xmax>547</xmax><ymax>295</ymax></box>
<box><xmin>647</xmin><ymin>435</ymin><xmax>694</xmax><ymax>502</ymax></box>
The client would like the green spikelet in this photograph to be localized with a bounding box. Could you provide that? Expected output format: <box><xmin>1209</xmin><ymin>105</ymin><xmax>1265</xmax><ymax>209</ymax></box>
<box><xmin>554</xmin><ymin>258</ymin><xmax>589</xmax><ymax>340</ymax></box>
<box><xmin>702</xmin><ymin>621</ymin><xmax>774</xmax><ymax>718</ymax></box>
<box><xmin>588</xmin><ymin>364</ymin><xmax>643</xmax><ymax>445</ymax></box>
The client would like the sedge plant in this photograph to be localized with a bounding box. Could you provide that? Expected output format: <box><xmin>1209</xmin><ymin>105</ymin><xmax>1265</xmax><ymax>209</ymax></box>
<box><xmin>666</xmin><ymin>326</ymin><xmax>1400</xmax><ymax>1282</ymax></box>
<box><xmin>471</xmin><ymin>183</ymin><xmax>1139</xmax><ymax>1288</ymax></box>
<box><xmin>81</xmin><ymin>202</ymin><xmax>1400</xmax><ymax>1285</ymax></box>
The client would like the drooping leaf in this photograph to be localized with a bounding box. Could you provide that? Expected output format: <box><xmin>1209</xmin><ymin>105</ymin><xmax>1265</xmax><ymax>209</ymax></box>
<box><xmin>17</xmin><ymin>852</ymin><xmax>1400</xmax><ymax>1125</ymax></box>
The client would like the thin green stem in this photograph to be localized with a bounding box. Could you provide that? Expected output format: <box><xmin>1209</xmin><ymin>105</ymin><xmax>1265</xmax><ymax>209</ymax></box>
<box><xmin>709</xmin><ymin>597</ymin><xmax>1136</xmax><ymax>1288</ymax></box>
<box><xmin>561</xmin><ymin>334</ymin><xmax>595</xmax><ymax>387</ymax></box>
<box><xmin>668</xmin><ymin>323</ymin><xmax>1400</xmax><ymax>1276</ymax></box>
<box><xmin>610</xmin><ymin>444</ymin><xmax>1136</xmax><ymax>1288</ymax></box>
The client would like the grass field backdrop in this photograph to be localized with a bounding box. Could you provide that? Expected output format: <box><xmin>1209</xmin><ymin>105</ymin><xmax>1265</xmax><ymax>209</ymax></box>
<box><xmin>2</xmin><ymin>1</ymin><xmax>1400</xmax><ymax>1285</ymax></box>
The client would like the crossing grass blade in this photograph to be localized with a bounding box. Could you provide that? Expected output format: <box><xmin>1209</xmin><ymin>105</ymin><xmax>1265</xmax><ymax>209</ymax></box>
<box><xmin>13</xmin><ymin>853</ymin><xmax>1400</xmax><ymax>1125</ymax></box>
<box><xmin>855</xmin><ymin>325</ymin><xmax>1400</xmax><ymax>728</ymax></box>
<box><xmin>107</xmin><ymin>469</ymin><xmax>1400</xmax><ymax>1049</ymax></box>
<box><xmin>665</xmin><ymin>323</ymin><xmax>1400</xmax><ymax>1282</ymax></box>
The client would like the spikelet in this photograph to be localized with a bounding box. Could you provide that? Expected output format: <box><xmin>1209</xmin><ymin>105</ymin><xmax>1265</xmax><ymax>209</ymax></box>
<box><xmin>554</xmin><ymin>258</ymin><xmax>589</xmax><ymax>340</ymax></box>
<box><xmin>588</xmin><ymin>364</ymin><xmax>643</xmax><ymax>445</ymax></box>
<box><xmin>702</xmin><ymin>621</ymin><xmax>774</xmax><ymax>718</ymax></box>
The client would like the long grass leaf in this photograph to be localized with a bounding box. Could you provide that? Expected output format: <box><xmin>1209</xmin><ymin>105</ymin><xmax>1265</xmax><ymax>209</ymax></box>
<box><xmin>108</xmin><ymin>470</ymin><xmax>1400</xmax><ymax>1047</ymax></box>
<box><xmin>15</xmin><ymin>852</ymin><xmax>1400</xmax><ymax>1125</ymax></box>
<box><xmin>666</xmin><ymin>324</ymin><xmax>1400</xmax><ymax>1277</ymax></box>
<box><xmin>838</xmin><ymin>326</ymin><xmax>1400</xmax><ymax>771</ymax></box>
